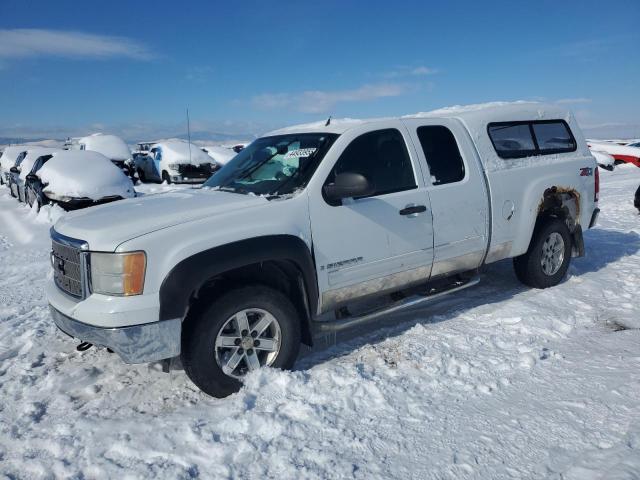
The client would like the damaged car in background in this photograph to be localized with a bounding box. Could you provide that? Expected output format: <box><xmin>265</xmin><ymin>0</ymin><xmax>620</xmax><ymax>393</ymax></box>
<box><xmin>8</xmin><ymin>147</ymin><xmax>62</xmax><ymax>202</ymax></box>
<box><xmin>133</xmin><ymin>139</ymin><xmax>215</xmax><ymax>184</ymax></box>
<box><xmin>65</xmin><ymin>133</ymin><xmax>136</xmax><ymax>179</ymax></box>
<box><xmin>25</xmin><ymin>150</ymin><xmax>135</xmax><ymax>211</ymax></box>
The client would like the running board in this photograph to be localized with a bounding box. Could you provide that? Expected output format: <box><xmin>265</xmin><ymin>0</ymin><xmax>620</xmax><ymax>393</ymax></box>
<box><xmin>313</xmin><ymin>275</ymin><xmax>480</xmax><ymax>334</ymax></box>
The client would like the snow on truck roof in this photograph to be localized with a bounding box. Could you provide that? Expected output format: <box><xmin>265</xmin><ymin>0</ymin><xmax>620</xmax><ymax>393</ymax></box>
<box><xmin>265</xmin><ymin>102</ymin><xmax>574</xmax><ymax>136</ymax></box>
<box><xmin>152</xmin><ymin>140</ymin><xmax>212</xmax><ymax>165</ymax></box>
<box><xmin>265</xmin><ymin>101</ymin><xmax>587</xmax><ymax>173</ymax></box>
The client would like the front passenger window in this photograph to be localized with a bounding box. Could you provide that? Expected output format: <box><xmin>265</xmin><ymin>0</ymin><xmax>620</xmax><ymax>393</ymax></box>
<box><xmin>327</xmin><ymin>128</ymin><xmax>416</xmax><ymax>198</ymax></box>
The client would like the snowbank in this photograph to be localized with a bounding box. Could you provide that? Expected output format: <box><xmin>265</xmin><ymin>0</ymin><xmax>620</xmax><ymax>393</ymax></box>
<box><xmin>79</xmin><ymin>134</ymin><xmax>131</xmax><ymax>161</ymax></box>
<box><xmin>37</xmin><ymin>151</ymin><xmax>135</xmax><ymax>200</ymax></box>
<box><xmin>154</xmin><ymin>140</ymin><xmax>211</xmax><ymax>165</ymax></box>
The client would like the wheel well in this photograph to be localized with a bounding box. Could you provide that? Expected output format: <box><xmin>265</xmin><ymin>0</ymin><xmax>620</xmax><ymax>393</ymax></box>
<box><xmin>535</xmin><ymin>186</ymin><xmax>584</xmax><ymax>257</ymax></box>
<box><xmin>537</xmin><ymin>186</ymin><xmax>580</xmax><ymax>231</ymax></box>
<box><xmin>186</xmin><ymin>260</ymin><xmax>314</xmax><ymax>346</ymax></box>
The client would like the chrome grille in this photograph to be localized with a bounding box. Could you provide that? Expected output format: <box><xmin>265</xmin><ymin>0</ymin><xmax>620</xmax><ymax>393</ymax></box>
<box><xmin>50</xmin><ymin>229</ymin><xmax>88</xmax><ymax>299</ymax></box>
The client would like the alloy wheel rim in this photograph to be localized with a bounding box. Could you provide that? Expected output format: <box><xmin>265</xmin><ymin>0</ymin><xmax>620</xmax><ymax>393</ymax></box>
<box><xmin>541</xmin><ymin>232</ymin><xmax>565</xmax><ymax>276</ymax></box>
<box><xmin>214</xmin><ymin>308</ymin><xmax>282</xmax><ymax>379</ymax></box>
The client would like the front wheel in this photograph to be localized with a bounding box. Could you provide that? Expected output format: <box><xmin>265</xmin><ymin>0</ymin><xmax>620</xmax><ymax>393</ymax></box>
<box><xmin>513</xmin><ymin>217</ymin><xmax>572</xmax><ymax>289</ymax></box>
<box><xmin>181</xmin><ymin>285</ymin><xmax>301</xmax><ymax>398</ymax></box>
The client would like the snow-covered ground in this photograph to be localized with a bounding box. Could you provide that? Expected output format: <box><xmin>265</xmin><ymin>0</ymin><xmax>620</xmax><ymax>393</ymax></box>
<box><xmin>1</xmin><ymin>167</ymin><xmax>639</xmax><ymax>479</ymax></box>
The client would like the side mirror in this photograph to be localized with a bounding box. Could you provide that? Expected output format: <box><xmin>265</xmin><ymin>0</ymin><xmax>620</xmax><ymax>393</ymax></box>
<box><xmin>323</xmin><ymin>172</ymin><xmax>375</xmax><ymax>204</ymax></box>
<box><xmin>26</xmin><ymin>173</ymin><xmax>38</xmax><ymax>182</ymax></box>
<box><xmin>10</xmin><ymin>166</ymin><xmax>19</xmax><ymax>174</ymax></box>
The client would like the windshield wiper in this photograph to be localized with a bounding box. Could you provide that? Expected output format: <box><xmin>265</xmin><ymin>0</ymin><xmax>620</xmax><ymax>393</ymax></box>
<box><xmin>216</xmin><ymin>185</ymin><xmax>248</xmax><ymax>195</ymax></box>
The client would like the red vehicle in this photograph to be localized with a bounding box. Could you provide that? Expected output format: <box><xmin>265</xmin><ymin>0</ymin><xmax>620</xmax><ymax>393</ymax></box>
<box><xmin>587</xmin><ymin>141</ymin><xmax>640</xmax><ymax>167</ymax></box>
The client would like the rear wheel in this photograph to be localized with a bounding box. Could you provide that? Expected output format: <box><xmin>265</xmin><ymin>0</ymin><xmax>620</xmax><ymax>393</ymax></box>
<box><xmin>514</xmin><ymin>217</ymin><xmax>572</xmax><ymax>288</ymax></box>
<box><xmin>181</xmin><ymin>285</ymin><xmax>301</xmax><ymax>398</ymax></box>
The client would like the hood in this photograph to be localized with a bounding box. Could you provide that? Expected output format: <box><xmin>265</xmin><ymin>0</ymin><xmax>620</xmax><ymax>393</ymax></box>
<box><xmin>53</xmin><ymin>189</ymin><xmax>268</xmax><ymax>250</ymax></box>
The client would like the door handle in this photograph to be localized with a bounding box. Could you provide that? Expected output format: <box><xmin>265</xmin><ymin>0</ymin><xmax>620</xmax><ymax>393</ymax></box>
<box><xmin>399</xmin><ymin>204</ymin><xmax>427</xmax><ymax>216</ymax></box>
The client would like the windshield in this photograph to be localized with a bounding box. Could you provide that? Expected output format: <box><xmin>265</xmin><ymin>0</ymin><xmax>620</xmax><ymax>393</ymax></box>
<box><xmin>204</xmin><ymin>133</ymin><xmax>338</xmax><ymax>196</ymax></box>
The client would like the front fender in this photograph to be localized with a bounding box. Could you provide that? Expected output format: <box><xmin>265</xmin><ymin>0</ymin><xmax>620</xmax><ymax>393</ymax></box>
<box><xmin>158</xmin><ymin>235</ymin><xmax>318</xmax><ymax>321</ymax></box>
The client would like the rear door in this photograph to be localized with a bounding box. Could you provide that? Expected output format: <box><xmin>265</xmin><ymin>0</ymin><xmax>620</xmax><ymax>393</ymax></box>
<box><xmin>308</xmin><ymin>122</ymin><xmax>434</xmax><ymax>312</ymax></box>
<box><xmin>403</xmin><ymin>118</ymin><xmax>489</xmax><ymax>277</ymax></box>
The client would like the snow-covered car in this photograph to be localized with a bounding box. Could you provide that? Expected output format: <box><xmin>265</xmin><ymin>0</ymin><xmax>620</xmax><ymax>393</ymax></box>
<box><xmin>8</xmin><ymin>147</ymin><xmax>61</xmax><ymax>202</ymax></box>
<box><xmin>589</xmin><ymin>149</ymin><xmax>615</xmax><ymax>171</ymax></box>
<box><xmin>133</xmin><ymin>139</ymin><xmax>215</xmax><ymax>184</ymax></box>
<box><xmin>25</xmin><ymin>150</ymin><xmax>135</xmax><ymax>211</ymax></box>
<box><xmin>587</xmin><ymin>141</ymin><xmax>640</xmax><ymax>167</ymax></box>
<box><xmin>201</xmin><ymin>145</ymin><xmax>236</xmax><ymax>170</ymax></box>
<box><xmin>67</xmin><ymin>134</ymin><xmax>136</xmax><ymax>178</ymax></box>
<box><xmin>47</xmin><ymin>102</ymin><xmax>600</xmax><ymax>398</ymax></box>
<box><xmin>0</xmin><ymin>145</ymin><xmax>27</xmax><ymax>185</ymax></box>
<box><xmin>627</xmin><ymin>141</ymin><xmax>640</xmax><ymax>148</ymax></box>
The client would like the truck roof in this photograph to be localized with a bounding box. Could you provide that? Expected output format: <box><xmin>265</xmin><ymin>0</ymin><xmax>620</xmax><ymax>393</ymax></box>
<box><xmin>265</xmin><ymin>101</ymin><xmax>573</xmax><ymax>137</ymax></box>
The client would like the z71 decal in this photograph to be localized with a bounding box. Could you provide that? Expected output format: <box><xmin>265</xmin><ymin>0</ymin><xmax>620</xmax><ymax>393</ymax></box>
<box><xmin>580</xmin><ymin>167</ymin><xmax>593</xmax><ymax>176</ymax></box>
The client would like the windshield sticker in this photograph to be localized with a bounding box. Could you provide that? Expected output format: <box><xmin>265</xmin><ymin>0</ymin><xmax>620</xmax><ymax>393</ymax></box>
<box><xmin>284</xmin><ymin>148</ymin><xmax>317</xmax><ymax>159</ymax></box>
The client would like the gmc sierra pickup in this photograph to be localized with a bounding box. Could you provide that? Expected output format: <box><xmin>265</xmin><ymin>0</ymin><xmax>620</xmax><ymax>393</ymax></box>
<box><xmin>47</xmin><ymin>102</ymin><xmax>599</xmax><ymax>397</ymax></box>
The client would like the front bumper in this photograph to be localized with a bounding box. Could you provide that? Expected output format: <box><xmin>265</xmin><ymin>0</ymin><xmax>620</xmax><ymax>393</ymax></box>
<box><xmin>50</xmin><ymin>305</ymin><xmax>181</xmax><ymax>363</ymax></box>
<box><xmin>170</xmin><ymin>175</ymin><xmax>208</xmax><ymax>184</ymax></box>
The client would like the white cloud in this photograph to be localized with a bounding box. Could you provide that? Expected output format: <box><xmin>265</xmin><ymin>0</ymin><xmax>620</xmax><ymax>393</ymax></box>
<box><xmin>382</xmin><ymin>65</ymin><xmax>439</xmax><ymax>78</ymax></box>
<box><xmin>555</xmin><ymin>98</ymin><xmax>592</xmax><ymax>104</ymax></box>
<box><xmin>252</xmin><ymin>83</ymin><xmax>409</xmax><ymax>114</ymax></box>
<box><xmin>0</xmin><ymin>29</ymin><xmax>154</xmax><ymax>61</ymax></box>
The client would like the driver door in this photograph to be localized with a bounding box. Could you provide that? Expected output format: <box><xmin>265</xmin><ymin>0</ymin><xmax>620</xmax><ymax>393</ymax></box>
<box><xmin>308</xmin><ymin>122</ymin><xmax>434</xmax><ymax>313</ymax></box>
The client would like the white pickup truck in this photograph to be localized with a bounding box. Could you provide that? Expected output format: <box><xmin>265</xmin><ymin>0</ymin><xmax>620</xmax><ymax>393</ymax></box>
<box><xmin>47</xmin><ymin>103</ymin><xmax>599</xmax><ymax>397</ymax></box>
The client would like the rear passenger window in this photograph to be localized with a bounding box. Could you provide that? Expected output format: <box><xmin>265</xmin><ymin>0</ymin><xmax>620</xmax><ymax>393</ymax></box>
<box><xmin>488</xmin><ymin>120</ymin><xmax>576</xmax><ymax>159</ymax></box>
<box><xmin>487</xmin><ymin>123</ymin><xmax>536</xmax><ymax>158</ymax></box>
<box><xmin>532</xmin><ymin>122</ymin><xmax>576</xmax><ymax>152</ymax></box>
<box><xmin>327</xmin><ymin>128</ymin><xmax>416</xmax><ymax>198</ymax></box>
<box><xmin>416</xmin><ymin>126</ymin><xmax>465</xmax><ymax>185</ymax></box>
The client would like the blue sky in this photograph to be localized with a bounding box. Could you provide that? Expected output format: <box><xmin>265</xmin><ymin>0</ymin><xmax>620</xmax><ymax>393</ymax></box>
<box><xmin>0</xmin><ymin>0</ymin><xmax>638</xmax><ymax>141</ymax></box>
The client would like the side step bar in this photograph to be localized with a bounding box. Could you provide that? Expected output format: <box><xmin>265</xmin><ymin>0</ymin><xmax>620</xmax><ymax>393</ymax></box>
<box><xmin>313</xmin><ymin>275</ymin><xmax>480</xmax><ymax>334</ymax></box>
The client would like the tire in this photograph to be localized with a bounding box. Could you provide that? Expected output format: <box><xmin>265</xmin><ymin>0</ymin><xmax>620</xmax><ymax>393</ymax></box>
<box><xmin>181</xmin><ymin>285</ymin><xmax>301</xmax><ymax>398</ymax></box>
<box><xmin>137</xmin><ymin>168</ymin><xmax>146</xmax><ymax>183</ymax></box>
<box><xmin>162</xmin><ymin>171</ymin><xmax>171</xmax><ymax>184</ymax></box>
<box><xmin>513</xmin><ymin>217</ymin><xmax>572</xmax><ymax>289</ymax></box>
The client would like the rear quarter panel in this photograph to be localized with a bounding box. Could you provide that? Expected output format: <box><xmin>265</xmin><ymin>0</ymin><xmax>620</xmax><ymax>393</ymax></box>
<box><xmin>467</xmin><ymin>116</ymin><xmax>597</xmax><ymax>262</ymax></box>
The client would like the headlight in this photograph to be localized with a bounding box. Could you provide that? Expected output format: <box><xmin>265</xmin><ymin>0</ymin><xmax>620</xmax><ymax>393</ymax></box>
<box><xmin>168</xmin><ymin>163</ymin><xmax>181</xmax><ymax>171</ymax></box>
<box><xmin>90</xmin><ymin>251</ymin><xmax>146</xmax><ymax>296</ymax></box>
